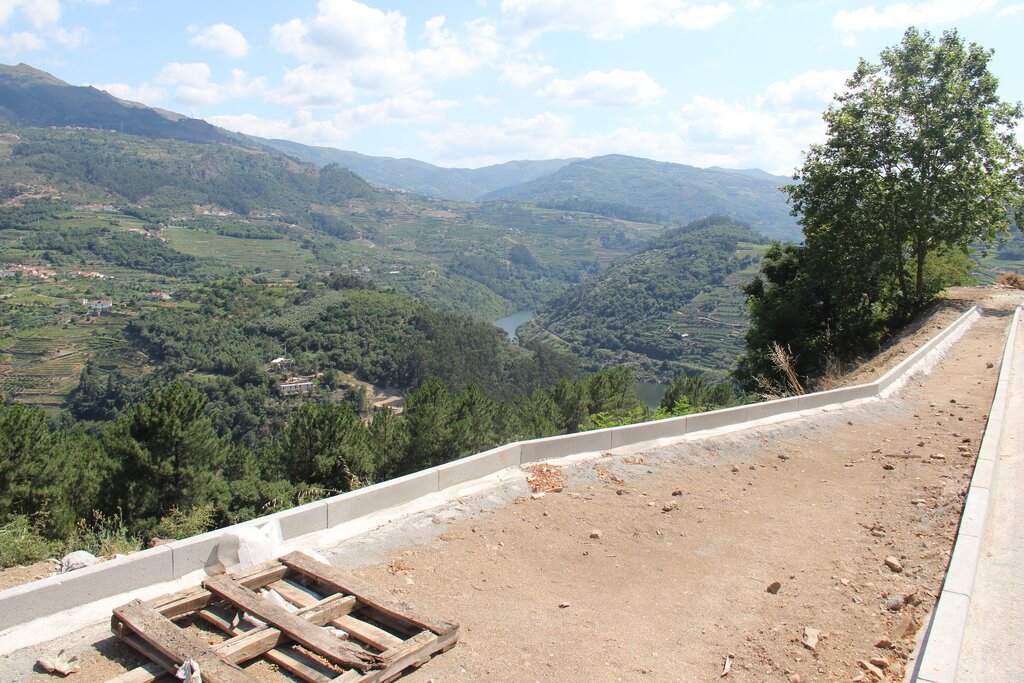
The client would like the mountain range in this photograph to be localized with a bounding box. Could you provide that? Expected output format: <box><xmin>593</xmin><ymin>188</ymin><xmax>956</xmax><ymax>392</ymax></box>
<box><xmin>0</xmin><ymin>62</ymin><xmax>800</xmax><ymax>242</ymax></box>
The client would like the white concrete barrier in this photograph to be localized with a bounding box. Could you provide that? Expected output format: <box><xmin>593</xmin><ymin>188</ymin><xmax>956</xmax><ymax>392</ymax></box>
<box><xmin>436</xmin><ymin>443</ymin><xmax>522</xmax><ymax>489</ymax></box>
<box><xmin>909</xmin><ymin>305</ymin><xmax>1022</xmax><ymax>683</ymax></box>
<box><xmin>0</xmin><ymin>305</ymin><xmax>984</xmax><ymax>635</ymax></box>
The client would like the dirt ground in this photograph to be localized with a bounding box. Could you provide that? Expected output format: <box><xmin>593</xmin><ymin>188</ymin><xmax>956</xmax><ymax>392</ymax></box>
<box><xmin>2</xmin><ymin>285</ymin><xmax>1021</xmax><ymax>682</ymax></box>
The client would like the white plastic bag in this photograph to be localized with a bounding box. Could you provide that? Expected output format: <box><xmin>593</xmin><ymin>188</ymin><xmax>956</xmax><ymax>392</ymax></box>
<box><xmin>176</xmin><ymin>658</ymin><xmax>202</xmax><ymax>682</ymax></box>
<box><xmin>214</xmin><ymin>520</ymin><xmax>282</xmax><ymax>573</ymax></box>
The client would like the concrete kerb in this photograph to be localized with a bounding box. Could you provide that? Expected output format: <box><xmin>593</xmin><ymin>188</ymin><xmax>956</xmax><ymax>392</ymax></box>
<box><xmin>326</xmin><ymin>468</ymin><xmax>438</xmax><ymax>528</ymax></box>
<box><xmin>610</xmin><ymin>415</ymin><xmax>689</xmax><ymax>449</ymax></box>
<box><xmin>520</xmin><ymin>428</ymin><xmax>613</xmax><ymax>463</ymax></box>
<box><xmin>0</xmin><ymin>304</ymin><xmax>989</xmax><ymax>638</ymax></box>
<box><xmin>879</xmin><ymin>306</ymin><xmax>981</xmax><ymax>396</ymax></box>
<box><xmin>436</xmin><ymin>443</ymin><xmax>522</xmax><ymax>490</ymax></box>
<box><xmin>0</xmin><ymin>544</ymin><xmax>173</xmax><ymax>632</ymax></box>
<box><xmin>908</xmin><ymin>305</ymin><xmax>1022</xmax><ymax>683</ymax></box>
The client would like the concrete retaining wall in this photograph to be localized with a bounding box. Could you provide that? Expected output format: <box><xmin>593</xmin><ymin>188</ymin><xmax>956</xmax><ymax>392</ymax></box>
<box><xmin>0</xmin><ymin>306</ymin><xmax>982</xmax><ymax>634</ymax></box>
<box><xmin>909</xmin><ymin>305</ymin><xmax>1022</xmax><ymax>683</ymax></box>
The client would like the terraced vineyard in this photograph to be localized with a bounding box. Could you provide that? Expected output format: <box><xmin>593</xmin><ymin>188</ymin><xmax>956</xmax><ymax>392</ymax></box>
<box><xmin>0</xmin><ymin>309</ymin><xmax>139</xmax><ymax>408</ymax></box>
<box><xmin>521</xmin><ymin>221</ymin><xmax>767</xmax><ymax>381</ymax></box>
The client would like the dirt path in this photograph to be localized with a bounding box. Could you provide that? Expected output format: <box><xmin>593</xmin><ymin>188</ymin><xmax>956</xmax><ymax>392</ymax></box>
<box><xmin>2</xmin><ymin>288</ymin><xmax>1020</xmax><ymax>682</ymax></box>
<box><xmin>333</xmin><ymin>296</ymin><xmax>1019</xmax><ymax>682</ymax></box>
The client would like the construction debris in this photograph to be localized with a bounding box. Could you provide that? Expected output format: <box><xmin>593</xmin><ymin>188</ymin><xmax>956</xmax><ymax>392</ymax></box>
<box><xmin>109</xmin><ymin>550</ymin><xmax>459</xmax><ymax>682</ymax></box>
<box><xmin>36</xmin><ymin>650</ymin><xmax>80</xmax><ymax>676</ymax></box>
<box><xmin>523</xmin><ymin>464</ymin><xmax>565</xmax><ymax>493</ymax></box>
<box><xmin>719</xmin><ymin>652</ymin><xmax>734</xmax><ymax>678</ymax></box>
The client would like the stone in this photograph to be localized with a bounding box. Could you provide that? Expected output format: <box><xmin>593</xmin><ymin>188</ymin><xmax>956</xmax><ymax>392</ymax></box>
<box><xmin>869</xmin><ymin>657</ymin><xmax>889</xmax><ymax>669</ymax></box>
<box><xmin>894</xmin><ymin>615</ymin><xmax>917</xmax><ymax>640</ymax></box>
<box><xmin>884</xmin><ymin>595</ymin><xmax>904</xmax><ymax>611</ymax></box>
<box><xmin>801</xmin><ymin>627</ymin><xmax>820</xmax><ymax>651</ymax></box>
<box><xmin>778</xmin><ymin>453</ymin><xmax>790</xmax><ymax>461</ymax></box>
<box><xmin>662</xmin><ymin>502</ymin><xmax>678</xmax><ymax>513</ymax></box>
<box><xmin>930</xmin><ymin>453</ymin><xmax>946</xmax><ymax>460</ymax></box>
<box><xmin>884</xmin><ymin>556</ymin><xmax>903</xmax><ymax>573</ymax></box>
<box><xmin>858</xmin><ymin>660</ymin><xmax>885</xmax><ymax>680</ymax></box>
<box><xmin>671</xmin><ymin>489</ymin><xmax>683</xmax><ymax>496</ymax></box>
<box><xmin>589</xmin><ymin>529</ymin><xmax>602</xmax><ymax>539</ymax></box>
<box><xmin>883</xmin><ymin>463</ymin><xmax>895</xmax><ymax>471</ymax></box>
<box><xmin>874</xmin><ymin>639</ymin><xmax>893</xmax><ymax>650</ymax></box>
<box><xmin>766</xmin><ymin>581</ymin><xmax>782</xmax><ymax>594</ymax></box>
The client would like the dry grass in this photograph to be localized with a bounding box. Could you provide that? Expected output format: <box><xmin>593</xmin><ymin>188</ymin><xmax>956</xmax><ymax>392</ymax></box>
<box><xmin>996</xmin><ymin>271</ymin><xmax>1024</xmax><ymax>290</ymax></box>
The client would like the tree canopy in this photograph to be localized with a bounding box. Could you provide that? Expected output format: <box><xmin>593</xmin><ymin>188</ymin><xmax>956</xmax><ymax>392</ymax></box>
<box><xmin>742</xmin><ymin>27</ymin><xmax>1024</xmax><ymax>391</ymax></box>
<box><xmin>788</xmin><ymin>27</ymin><xmax>1023</xmax><ymax>316</ymax></box>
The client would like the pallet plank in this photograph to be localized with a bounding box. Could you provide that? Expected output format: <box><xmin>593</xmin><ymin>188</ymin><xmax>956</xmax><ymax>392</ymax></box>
<box><xmin>112</xmin><ymin>600</ymin><xmax>250</xmax><ymax>683</ymax></box>
<box><xmin>195</xmin><ymin>609</ymin><xmax>336</xmax><ymax>683</ymax></box>
<box><xmin>111</xmin><ymin>554</ymin><xmax>457</xmax><ymax>683</ymax></box>
<box><xmin>281</xmin><ymin>552</ymin><xmax>458</xmax><ymax>636</ymax></box>
<box><xmin>270</xmin><ymin>580</ymin><xmax>404</xmax><ymax>652</ymax></box>
<box><xmin>204</xmin><ymin>575</ymin><xmax>381</xmax><ymax>672</ymax></box>
<box><xmin>146</xmin><ymin>562</ymin><xmax>291</xmax><ymax>618</ymax></box>
<box><xmin>215</xmin><ymin>593</ymin><xmax>358</xmax><ymax>662</ymax></box>
<box><xmin>360</xmin><ymin>629</ymin><xmax>459</xmax><ymax>683</ymax></box>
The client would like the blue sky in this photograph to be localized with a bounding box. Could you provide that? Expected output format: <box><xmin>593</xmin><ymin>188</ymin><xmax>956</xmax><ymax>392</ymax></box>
<box><xmin>1</xmin><ymin>1</ymin><xmax>1022</xmax><ymax>173</ymax></box>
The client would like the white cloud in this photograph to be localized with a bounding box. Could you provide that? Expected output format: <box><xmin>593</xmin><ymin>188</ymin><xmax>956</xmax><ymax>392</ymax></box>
<box><xmin>270</xmin><ymin>0</ymin><xmax>408</xmax><ymax>63</ymax></box>
<box><xmin>473</xmin><ymin>94</ymin><xmax>500</xmax><ymax>105</ymax></box>
<box><xmin>89</xmin><ymin>81</ymin><xmax>167</xmax><ymax>104</ymax></box>
<box><xmin>189</xmin><ymin>23</ymin><xmax>250</xmax><ymax>59</ymax></box>
<box><xmin>500</xmin><ymin>0</ymin><xmax>735</xmax><ymax>41</ymax></box>
<box><xmin>0</xmin><ymin>0</ymin><xmax>60</xmax><ymax>30</ymax></box>
<box><xmin>1</xmin><ymin>0</ymin><xmax>94</xmax><ymax>54</ymax></box>
<box><xmin>424</xmin><ymin>69</ymin><xmax>845</xmax><ymax>173</ymax></box>
<box><xmin>51</xmin><ymin>25</ymin><xmax>88</xmax><ymax>48</ymax></box>
<box><xmin>423</xmin><ymin>15</ymin><xmax>456</xmax><ymax>47</ymax></box>
<box><xmin>209</xmin><ymin>110</ymin><xmax>354</xmax><ymax>146</ymax></box>
<box><xmin>156</xmin><ymin>62</ymin><xmax>265</xmax><ymax>106</ymax></box>
<box><xmin>20</xmin><ymin>0</ymin><xmax>60</xmax><ymax>28</ymax></box>
<box><xmin>997</xmin><ymin>2</ymin><xmax>1024</xmax><ymax>15</ymax></box>
<box><xmin>499</xmin><ymin>60</ymin><xmax>555</xmax><ymax>86</ymax></box>
<box><xmin>670</xmin><ymin>2</ymin><xmax>733</xmax><ymax>29</ymax></box>
<box><xmin>537</xmin><ymin>69</ymin><xmax>666</xmax><ymax>107</ymax></box>
<box><xmin>209</xmin><ymin>90</ymin><xmax>456</xmax><ymax>145</ymax></box>
<box><xmin>756</xmin><ymin>69</ymin><xmax>851</xmax><ymax>109</ymax></box>
<box><xmin>340</xmin><ymin>89</ymin><xmax>457</xmax><ymax>128</ymax></box>
<box><xmin>268</xmin><ymin>0</ymin><xmax>493</xmax><ymax>104</ymax></box>
<box><xmin>0</xmin><ymin>30</ymin><xmax>44</xmax><ymax>55</ymax></box>
<box><xmin>833</xmin><ymin>0</ymin><xmax>997</xmax><ymax>33</ymax></box>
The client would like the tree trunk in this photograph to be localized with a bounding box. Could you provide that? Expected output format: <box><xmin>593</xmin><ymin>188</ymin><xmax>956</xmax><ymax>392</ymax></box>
<box><xmin>915</xmin><ymin>239</ymin><xmax>926</xmax><ymax>311</ymax></box>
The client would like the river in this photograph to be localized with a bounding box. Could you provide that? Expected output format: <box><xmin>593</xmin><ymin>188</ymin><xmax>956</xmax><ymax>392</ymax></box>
<box><xmin>493</xmin><ymin>310</ymin><xmax>533</xmax><ymax>343</ymax></box>
<box><xmin>493</xmin><ymin>310</ymin><xmax>667</xmax><ymax>408</ymax></box>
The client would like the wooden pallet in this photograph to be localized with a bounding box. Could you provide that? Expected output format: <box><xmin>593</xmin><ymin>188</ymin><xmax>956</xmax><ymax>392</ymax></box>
<box><xmin>108</xmin><ymin>550</ymin><xmax>459</xmax><ymax>683</ymax></box>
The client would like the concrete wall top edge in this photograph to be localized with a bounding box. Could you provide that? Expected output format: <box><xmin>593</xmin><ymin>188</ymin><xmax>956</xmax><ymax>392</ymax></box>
<box><xmin>0</xmin><ymin>544</ymin><xmax>172</xmax><ymax>601</ymax></box>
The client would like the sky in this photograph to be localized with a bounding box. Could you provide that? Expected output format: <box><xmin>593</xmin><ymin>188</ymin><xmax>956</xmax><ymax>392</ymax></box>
<box><xmin>1</xmin><ymin>1</ymin><xmax>1022</xmax><ymax>174</ymax></box>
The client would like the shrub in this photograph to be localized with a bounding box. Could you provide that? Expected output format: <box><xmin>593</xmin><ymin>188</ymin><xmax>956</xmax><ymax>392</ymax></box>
<box><xmin>152</xmin><ymin>505</ymin><xmax>216</xmax><ymax>541</ymax></box>
<box><xmin>0</xmin><ymin>516</ymin><xmax>57</xmax><ymax>568</ymax></box>
<box><xmin>997</xmin><ymin>271</ymin><xmax>1024</xmax><ymax>290</ymax></box>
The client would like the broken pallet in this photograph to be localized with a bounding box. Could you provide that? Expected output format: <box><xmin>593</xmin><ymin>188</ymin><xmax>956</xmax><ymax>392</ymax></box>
<box><xmin>108</xmin><ymin>550</ymin><xmax>459</xmax><ymax>683</ymax></box>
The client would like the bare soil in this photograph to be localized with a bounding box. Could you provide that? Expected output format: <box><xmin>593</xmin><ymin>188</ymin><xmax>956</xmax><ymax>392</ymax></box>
<box><xmin>339</xmin><ymin>287</ymin><xmax>1023</xmax><ymax>683</ymax></box>
<box><xmin>2</xmin><ymin>285</ymin><xmax>1021</xmax><ymax>682</ymax></box>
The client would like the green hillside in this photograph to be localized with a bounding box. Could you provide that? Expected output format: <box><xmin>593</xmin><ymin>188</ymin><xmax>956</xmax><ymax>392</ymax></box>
<box><xmin>521</xmin><ymin>216</ymin><xmax>768</xmax><ymax>381</ymax></box>
<box><xmin>0</xmin><ymin>63</ymin><xmax>240</xmax><ymax>146</ymax></box>
<box><xmin>258</xmin><ymin>137</ymin><xmax>575</xmax><ymax>200</ymax></box>
<box><xmin>483</xmin><ymin>154</ymin><xmax>800</xmax><ymax>241</ymax></box>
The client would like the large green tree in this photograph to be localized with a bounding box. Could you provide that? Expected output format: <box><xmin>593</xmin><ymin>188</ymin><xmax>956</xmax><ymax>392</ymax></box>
<box><xmin>744</xmin><ymin>28</ymin><xmax>1023</xmax><ymax>392</ymax></box>
<box><xmin>788</xmin><ymin>27</ymin><xmax>1024</xmax><ymax>317</ymax></box>
<box><xmin>104</xmin><ymin>381</ymin><xmax>230</xmax><ymax>534</ymax></box>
